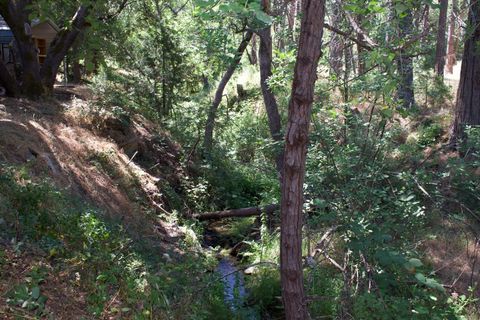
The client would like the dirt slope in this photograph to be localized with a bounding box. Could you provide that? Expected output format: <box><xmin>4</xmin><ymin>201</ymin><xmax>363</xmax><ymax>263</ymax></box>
<box><xmin>0</xmin><ymin>87</ymin><xmax>185</xmax><ymax>249</ymax></box>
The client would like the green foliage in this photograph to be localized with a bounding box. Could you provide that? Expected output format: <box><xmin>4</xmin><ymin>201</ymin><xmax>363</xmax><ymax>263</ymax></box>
<box><xmin>246</xmin><ymin>269</ymin><xmax>281</xmax><ymax>315</ymax></box>
<box><xmin>6</xmin><ymin>267</ymin><xmax>48</xmax><ymax>316</ymax></box>
<box><xmin>305</xmin><ymin>267</ymin><xmax>343</xmax><ymax>317</ymax></box>
<box><xmin>0</xmin><ymin>166</ymin><xmax>233</xmax><ymax>319</ymax></box>
<box><xmin>418</xmin><ymin>121</ymin><xmax>444</xmax><ymax>147</ymax></box>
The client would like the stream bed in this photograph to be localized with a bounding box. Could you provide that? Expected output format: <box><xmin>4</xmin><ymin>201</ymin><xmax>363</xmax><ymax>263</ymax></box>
<box><xmin>216</xmin><ymin>258</ymin><xmax>258</xmax><ymax>319</ymax></box>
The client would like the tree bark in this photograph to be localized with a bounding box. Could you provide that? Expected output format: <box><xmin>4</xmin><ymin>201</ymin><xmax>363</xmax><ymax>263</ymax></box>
<box><xmin>193</xmin><ymin>204</ymin><xmax>279</xmax><ymax>220</ymax></box>
<box><xmin>356</xmin><ymin>14</ymin><xmax>366</xmax><ymax>74</ymax></box>
<box><xmin>434</xmin><ymin>0</ymin><xmax>449</xmax><ymax>77</ymax></box>
<box><xmin>396</xmin><ymin>6</ymin><xmax>415</xmax><ymax>108</ymax></box>
<box><xmin>280</xmin><ymin>0</ymin><xmax>325</xmax><ymax>319</ymax></box>
<box><xmin>0</xmin><ymin>1</ymin><xmax>89</xmax><ymax>97</ymax></box>
<box><xmin>41</xmin><ymin>5</ymin><xmax>89</xmax><ymax>93</ymax></box>
<box><xmin>258</xmin><ymin>0</ymin><xmax>284</xmax><ymax>177</ymax></box>
<box><xmin>287</xmin><ymin>0</ymin><xmax>297</xmax><ymax>42</ymax></box>
<box><xmin>248</xmin><ymin>33</ymin><xmax>258</xmax><ymax>65</ymax></box>
<box><xmin>203</xmin><ymin>31</ymin><xmax>253</xmax><ymax>154</ymax></box>
<box><xmin>328</xmin><ymin>0</ymin><xmax>344</xmax><ymax>78</ymax></box>
<box><xmin>0</xmin><ymin>0</ymin><xmax>44</xmax><ymax>98</ymax></box>
<box><xmin>449</xmin><ymin>0</ymin><xmax>480</xmax><ymax>146</ymax></box>
<box><xmin>72</xmin><ymin>59</ymin><xmax>82</xmax><ymax>83</ymax></box>
<box><xmin>0</xmin><ymin>59</ymin><xmax>18</xmax><ymax>96</ymax></box>
<box><xmin>446</xmin><ymin>0</ymin><xmax>458</xmax><ymax>73</ymax></box>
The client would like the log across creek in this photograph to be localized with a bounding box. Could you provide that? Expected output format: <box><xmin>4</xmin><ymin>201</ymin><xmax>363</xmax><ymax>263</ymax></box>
<box><xmin>193</xmin><ymin>204</ymin><xmax>279</xmax><ymax>220</ymax></box>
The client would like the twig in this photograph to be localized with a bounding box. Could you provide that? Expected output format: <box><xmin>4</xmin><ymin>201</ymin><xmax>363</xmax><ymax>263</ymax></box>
<box><xmin>126</xmin><ymin>151</ymin><xmax>138</xmax><ymax>165</ymax></box>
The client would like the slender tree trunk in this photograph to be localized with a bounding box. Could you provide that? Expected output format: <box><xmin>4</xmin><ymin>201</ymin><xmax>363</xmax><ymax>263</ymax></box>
<box><xmin>356</xmin><ymin>14</ymin><xmax>366</xmax><ymax>74</ymax></box>
<box><xmin>344</xmin><ymin>41</ymin><xmax>352</xmax><ymax>101</ymax></box>
<box><xmin>40</xmin><ymin>5</ymin><xmax>89</xmax><ymax>93</ymax></box>
<box><xmin>328</xmin><ymin>0</ymin><xmax>343</xmax><ymax>78</ymax></box>
<box><xmin>203</xmin><ymin>31</ymin><xmax>253</xmax><ymax>154</ymax></box>
<box><xmin>258</xmin><ymin>0</ymin><xmax>284</xmax><ymax>177</ymax></box>
<box><xmin>446</xmin><ymin>0</ymin><xmax>458</xmax><ymax>73</ymax></box>
<box><xmin>287</xmin><ymin>0</ymin><xmax>297</xmax><ymax>42</ymax></box>
<box><xmin>0</xmin><ymin>59</ymin><xmax>18</xmax><ymax>96</ymax></box>
<box><xmin>280</xmin><ymin>0</ymin><xmax>325</xmax><ymax>318</ymax></box>
<box><xmin>396</xmin><ymin>6</ymin><xmax>415</xmax><ymax>108</ymax></box>
<box><xmin>249</xmin><ymin>34</ymin><xmax>258</xmax><ymax>65</ymax></box>
<box><xmin>434</xmin><ymin>0</ymin><xmax>449</xmax><ymax>77</ymax></box>
<box><xmin>449</xmin><ymin>0</ymin><xmax>480</xmax><ymax>146</ymax></box>
<box><xmin>72</xmin><ymin>59</ymin><xmax>82</xmax><ymax>83</ymax></box>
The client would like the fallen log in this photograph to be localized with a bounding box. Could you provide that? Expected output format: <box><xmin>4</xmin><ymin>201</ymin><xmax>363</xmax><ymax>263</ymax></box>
<box><xmin>193</xmin><ymin>204</ymin><xmax>279</xmax><ymax>220</ymax></box>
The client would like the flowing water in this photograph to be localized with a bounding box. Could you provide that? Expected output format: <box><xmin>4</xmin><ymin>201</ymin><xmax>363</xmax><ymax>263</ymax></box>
<box><xmin>217</xmin><ymin>258</ymin><xmax>247</xmax><ymax>308</ymax></box>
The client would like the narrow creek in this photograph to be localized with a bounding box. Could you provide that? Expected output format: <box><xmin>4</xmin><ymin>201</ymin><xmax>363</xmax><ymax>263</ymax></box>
<box><xmin>203</xmin><ymin>225</ymin><xmax>259</xmax><ymax>319</ymax></box>
<box><xmin>217</xmin><ymin>258</ymin><xmax>246</xmax><ymax>308</ymax></box>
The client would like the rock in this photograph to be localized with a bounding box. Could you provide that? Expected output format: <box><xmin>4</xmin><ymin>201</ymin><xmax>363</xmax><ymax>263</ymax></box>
<box><xmin>244</xmin><ymin>266</ymin><xmax>258</xmax><ymax>275</ymax></box>
<box><xmin>162</xmin><ymin>253</ymin><xmax>172</xmax><ymax>263</ymax></box>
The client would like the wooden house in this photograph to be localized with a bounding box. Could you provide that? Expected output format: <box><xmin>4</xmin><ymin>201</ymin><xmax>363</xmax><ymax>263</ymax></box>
<box><xmin>0</xmin><ymin>15</ymin><xmax>59</xmax><ymax>65</ymax></box>
<box><xmin>31</xmin><ymin>19</ymin><xmax>60</xmax><ymax>64</ymax></box>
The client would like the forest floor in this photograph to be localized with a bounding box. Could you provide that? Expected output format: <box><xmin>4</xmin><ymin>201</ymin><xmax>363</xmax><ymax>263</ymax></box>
<box><xmin>0</xmin><ymin>86</ymin><xmax>194</xmax><ymax>319</ymax></box>
<box><xmin>0</xmin><ymin>84</ymin><xmax>478</xmax><ymax>318</ymax></box>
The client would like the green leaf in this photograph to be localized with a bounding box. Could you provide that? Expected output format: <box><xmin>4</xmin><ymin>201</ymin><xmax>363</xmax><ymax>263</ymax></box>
<box><xmin>255</xmin><ymin>11</ymin><xmax>273</xmax><ymax>25</ymax></box>
<box><xmin>31</xmin><ymin>286</ymin><xmax>40</xmax><ymax>300</ymax></box>
<box><xmin>408</xmin><ymin>258</ymin><xmax>423</xmax><ymax>268</ymax></box>
<box><xmin>415</xmin><ymin>273</ymin><xmax>446</xmax><ymax>293</ymax></box>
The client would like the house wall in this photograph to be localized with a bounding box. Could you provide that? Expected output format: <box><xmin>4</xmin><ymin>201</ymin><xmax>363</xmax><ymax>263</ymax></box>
<box><xmin>0</xmin><ymin>30</ymin><xmax>13</xmax><ymax>63</ymax></box>
<box><xmin>32</xmin><ymin>22</ymin><xmax>58</xmax><ymax>49</ymax></box>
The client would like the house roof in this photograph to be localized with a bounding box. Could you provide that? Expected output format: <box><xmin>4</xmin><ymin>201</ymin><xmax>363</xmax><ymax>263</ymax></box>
<box><xmin>32</xmin><ymin>19</ymin><xmax>60</xmax><ymax>33</ymax></box>
<box><xmin>0</xmin><ymin>15</ymin><xmax>60</xmax><ymax>32</ymax></box>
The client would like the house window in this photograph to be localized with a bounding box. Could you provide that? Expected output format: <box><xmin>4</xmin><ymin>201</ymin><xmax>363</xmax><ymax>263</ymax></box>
<box><xmin>35</xmin><ymin>38</ymin><xmax>46</xmax><ymax>64</ymax></box>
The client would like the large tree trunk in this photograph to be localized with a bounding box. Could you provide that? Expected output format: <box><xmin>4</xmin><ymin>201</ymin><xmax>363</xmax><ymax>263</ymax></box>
<box><xmin>446</xmin><ymin>0</ymin><xmax>458</xmax><ymax>73</ymax></box>
<box><xmin>41</xmin><ymin>5</ymin><xmax>89</xmax><ymax>93</ymax></box>
<box><xmin>0</xmin><ymin>60</ymin><xmax>18</xmax><ymax>96</ymax></box>
<box><xmin>396</xmin><ymin>6</ymin><xmax>415</xmax><ymax>108</ymax></box>
<box><xmin>449</xmin><ymin>0</ymin><xmax>480</xmax><ymax>146</ymax></box>
<box><xmin>203</xmin><ymin>31</ymin><xmax>253</xmax><ymax>154</ymax></box>
<box><xmin>0</xmin><ymin>0</ymin><xmax>44</xmax><ymax>98</ymax></box>
<box><xmin>280</xmin><ymin>0</ymin><xmax>325</xmax><ymax>318</ymax></box>
<box><xmin>258</xmin><ymin>0</ymin><xmax>284</xmax><ymax>177</ymax></box>
<box><xmin>434</xmin><ymin>0</ymin><xmax>449</xmax><ymax>77</ymax></box>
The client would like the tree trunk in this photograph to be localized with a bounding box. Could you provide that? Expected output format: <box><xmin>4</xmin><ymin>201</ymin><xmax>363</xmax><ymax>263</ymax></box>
<box><xmin>449</xmin><ymin>0</ymin><xmax>480</xmax><ymax>146</ymax></box>
<box><xmin>328</xmin><ymin>0</ymin><xmax>343</xmax><ymax>78</ymax></box>
<box><xmin>280</xmin><ymin>0</ymin><xmax>325</xmax><ymax>319</ymax></box>
<box><xmin>0</xmin><ymin>59</ymin><xmax>18</xmax><ymax>96</ymax></box>
<box><xmin>72</xmin><ymin>59</ymin><xmax>82</xmax><ymax>83</ymax></box>
<box><xmin>446</xmin><ymin>0</ymin><xmax>458</xmax><ymax>73</ymax></box>
<box><xmin>0</xmin><ymin>0</ymin><xmax>44</xmax><ymax>98</ymax></box>
<box><xmin>41</xmin><ymin>5</ymin><xmax>89</xmax><ymax>93</ymax></box>
<box><xmin>0</xmin><ymin>1</ymin><xmax>89</xmax><ymax>98</ymax></box>
<box><xmin>203</xmin><ymin>31</ymin><xmax>253</xmax><ymax>154</ymax></box>
<box><xmin>356</xmin><ymin>14</ymin><xmax>366</xmax><ymax>74</ymax></box>
<box><xmin>193</xmin><ymin>204</ymin><xmax>279</xmax><ymax>220</ymax></box>
<box><xmin>434</xmin><ymin>0</ymin><xmax>449</xmax><ymax>77</ymax></box>
<box><xmin>287</xmin><ymin>0</ymin><xmax>297</xmax><ymax>42</ymax></box>
<box><xmin>249</xmin><ymin>33</ymin><xmax>258</xmax><ymax>65</ymax></box>
<box><xmin>396</xmin><ymin>7</ymin><xmax>415</xmax><ymax>108</ymax></box>
<box><xmin>258</xmin><ymin>0</ymin><xmax>284</xmax><ymax>177</ymax></box>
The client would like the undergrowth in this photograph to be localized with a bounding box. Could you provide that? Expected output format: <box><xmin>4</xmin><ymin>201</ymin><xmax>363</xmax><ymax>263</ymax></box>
<box><xmin>0</xmin><ymin>165</ymin><xmax>234</xmax><ymax>319</ymax></box>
